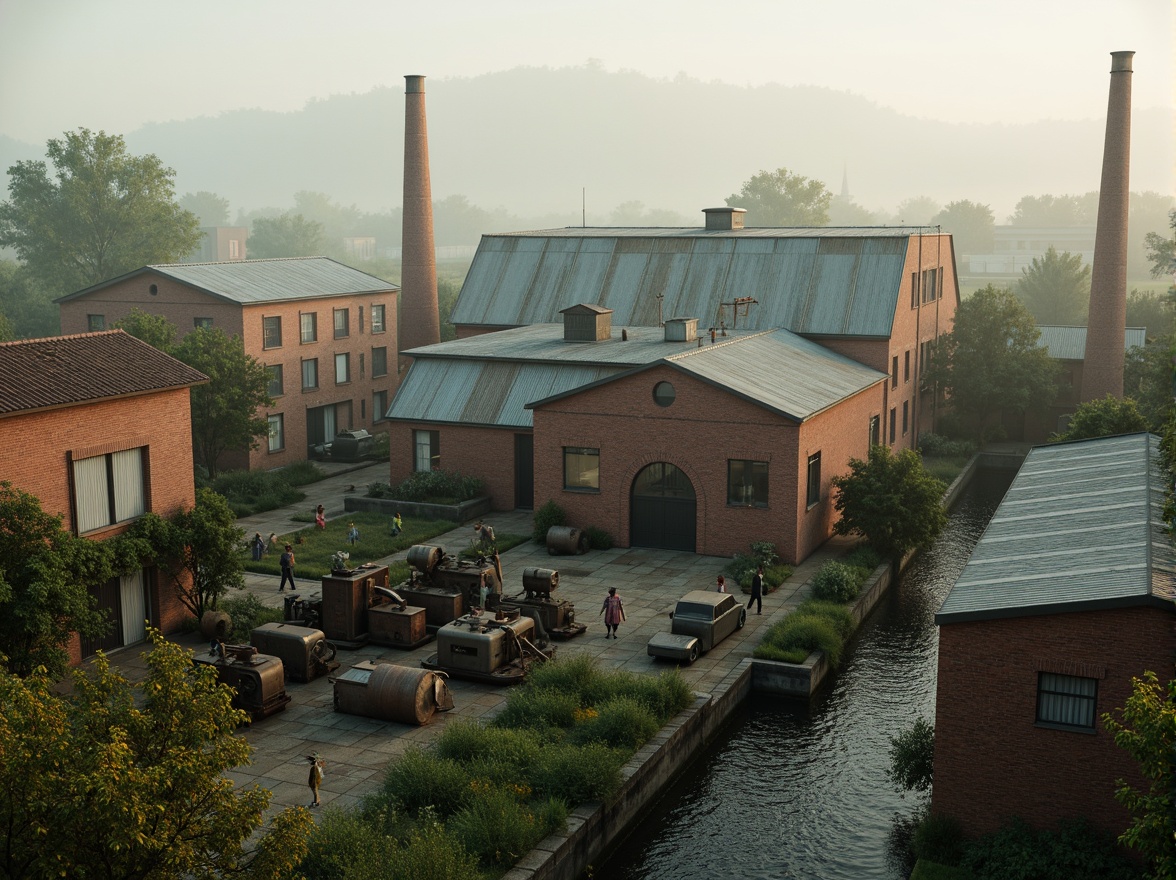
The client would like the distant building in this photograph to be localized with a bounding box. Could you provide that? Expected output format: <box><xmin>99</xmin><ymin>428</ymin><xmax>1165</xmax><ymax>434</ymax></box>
<box><xmin>0</xmin><ymin>330</ymin><xmax>207</xmax><ymax>661</ymax></box>
<box><xmin>185</xmin><ymin>226</ymin><xmax>249</xmax><ymax>262</ymax></box>
<box><xmin>56</xmin><ymin>257</ymin><xmax>399</xmax><ymax>471</ymax></box>
<box><xmin>964</xmin><ymin>226</ymin><xmax>1095</xmax><ymax>277</ymax></box>
<box><xmin>932</xmin><ymin>433</ymin><xmax>1175</xmax><ymax>840</ymax></box>
<box><xmin>343</xmin><ymin>237</ymin><xmax>377</xmax><ymax>261</ymax></box>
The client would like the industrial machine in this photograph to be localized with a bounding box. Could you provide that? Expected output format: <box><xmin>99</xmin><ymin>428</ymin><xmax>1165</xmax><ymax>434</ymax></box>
<box><xmin>319</xmin><ymin>562</ymin><xmax>390</xmax><ymax>648</ymax></box>
<box><xmin>250</xmin><ymin>622</ymin><xmax>339</xmax><ymax>682</ymax></box>
<box><xmin>194</xmin><ymin>641</ymin><xmax>291</xmax><ymax>721</ymax></box>
<box><xmin>282</xmin><ymin>592</ymin><xmax>322</xmax><ymax>630</ymax></box>
<box><xmin>396</xmin><ymin>545</ymin><xmax>503</xmax><ymax>631</ymax></box>
<box><xmin>331</xmin><ymin>659</ymin><xmax>454</xmax><ymax>725</ymax></box>
<box><xmin>502</xmin><ymin>567</ymin><xmax>586</xmax><ymax>640</ymax></box>
<box><xmin>421</xmin><ymin>607</ymin><xmax>554</xmax><ymax>684</ymax></box>
<box><xmin>367</xmin><ymin>586</ymin><xmax>430</xmax><ymax>649</ymax></box>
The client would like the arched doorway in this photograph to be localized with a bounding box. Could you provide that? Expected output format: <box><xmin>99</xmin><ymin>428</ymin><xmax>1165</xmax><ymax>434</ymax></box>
<box><xmin>630</xmin><ymin>462</ymin><xmax>696</xmax><ymax>551</ymax></box>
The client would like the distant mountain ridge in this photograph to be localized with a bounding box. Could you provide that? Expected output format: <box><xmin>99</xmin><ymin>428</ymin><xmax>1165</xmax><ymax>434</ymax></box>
<box><xmin>1</xmin><ymin>66</ymin><xmax>1172</xmax><ymax>225</ymax></box>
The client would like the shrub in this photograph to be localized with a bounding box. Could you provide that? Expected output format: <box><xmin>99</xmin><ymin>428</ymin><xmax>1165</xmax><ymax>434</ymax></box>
<box><xmin>301</xmin><ymin>807</ymin><xmax>396</xmax><ymax>880</ymax></box>
<box><xmin>843</xmin><ymin>545</ymin><xmax>883</xmax><ymax>574</ymax></box>
<box><xmin>795</xmin><ymin>600</ymin><xmax>855</xmax><ymax>638</ymax></box>
<box><xmin>380</xmin><ymin>748</ymin><xmax>470</xmax><ymax>818</ymax></box>
<box><xmin>211</xmin><ymin>469</ymin><xmax>305</xmax><ymax>517</ymax></box>
<box><xmin>448</xmin><ymin>785</ymin><xmax>543</xmax><ymax>869</ymax></box>
<box><xmin>749</xmin><ymin>540</ymin><xmax>779</xmax><ymax>567</ymax></box>
<box><xmin>435</xmin><ymin>723</ymin><xmax>543</xmax><ymax>774</ymax></box>
<box><xmin>392</xmin><ymin>820</ymin><xmax>481</xmax><ymax>880</ymax></box>
<box><xmin>811</xmin><ymin>561</ymin><xmax>862</xmax><ymax>603</ymax></box>
<box><xmin>532</xmin><ymin>500</ymin><xmax>567</xmax><ymax>542</ymax></box>
<box><xmin>961</xmin><ymin>817</ymin><xmax>1138</xmax><ymax>880</ymax></box>
<box><xmin>528</xmin><ymin>741</ymin><xmax>626</xmax><ymax>803</ymax></box>
<box><xmin>491</xmin><ymin>687</ymin><xmax>580</xmax><ymax>732</ymax></box>
<box><xmin>913</xmin><ymin>813</ymin><xmax>967</xmax><ymax>867</ymax></box>
<box><xmin>279</xmin><ymin>460</ymin><xmax>327</xmax><ymax>486</ymax></box>
<box><xmin>887</xmin><ymin>717</ymin><xmax>935</xmax><ymax>795</ymax></box>
<box><xmin>525</xmin><ymin>654</ymin><xmax>600</xmax><ymax>704</ymax></box>
<box><xmin>585</xmin><ymin>526</ymin><xmax>614</xmax><ymax>550</ymax></box>
<box><xmin>218</xmin><ymin>593</ymin><xmax>284</xmax><ymax>642</ymax></box>
<box><xmin>755</xmin><ymin>612</ymin><xmax>845</xmax><ymax>667</ymax></box>
<box><xmin>753</xmin><ymin>643</ymin><xmax>810</xmax><ymax>664</ymax></box>
<box><xmin>568</xmin><ymin>696</ymin><xmax>659</xmax><ymax>749</ymax></box>
<box><xmin>368</xmin><ymin>470</ymin><xmax>485</xmax><ymax>503</ymax></box>
<box><xmin>918</xmin><ymin>432</ymin><xmax>977</xmax><ymax>458</ymax></box>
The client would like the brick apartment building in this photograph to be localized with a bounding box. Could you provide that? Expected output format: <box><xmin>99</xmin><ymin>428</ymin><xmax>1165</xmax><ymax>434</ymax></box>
<box><xmin>0</xmin><ymin>331</ymin><xmax>208</xmax><ymax>662</ymax></box>
<box><xmin>933</xmin><ymin>433</ymin><xmax>1176</xmax><ymax>839</ymax></box>
<box><xmin>387</xmin><ymin>210</ymin><xmax>958</xmax><ymax>561</ymax></box>
<box><xmin>57</xmin><ymin>257</ymin><xmax>400</xmax><ymax>471</ymax></box>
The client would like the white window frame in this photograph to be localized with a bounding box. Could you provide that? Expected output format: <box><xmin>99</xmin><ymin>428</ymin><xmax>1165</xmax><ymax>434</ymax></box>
<box><xmin>72</xmin><ymin>448</ymin><xmax>146</xmax><ymax>534</ymax></box>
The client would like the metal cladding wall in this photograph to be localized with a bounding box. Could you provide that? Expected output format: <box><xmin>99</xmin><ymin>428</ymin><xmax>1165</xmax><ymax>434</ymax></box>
<box><xmin>1081</xmin><ymin>51</ymin><xmax>1134</xmax><ymax>402</ymax></box>
<box><xmin>400</xmin><ymin>75</ymin><xmax>441</xmax><ymax>363</ymax></box>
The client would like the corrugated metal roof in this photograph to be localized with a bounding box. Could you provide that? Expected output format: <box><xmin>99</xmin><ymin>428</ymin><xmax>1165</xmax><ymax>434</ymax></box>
<box><xmin>58</xmin><ymin>257</ymin><xmax>397</xmax><ymax>305</ymax></box>
<box><xmin>392</xmin><ymin>324</ymin><xmax>885</xmax><ymax>427</ymax></box>
<box><xmin>1036</xmin><ymin>325</ymin><xmax>1148</xmax><ymax>360</ymax></box>
<box><xmin>451</xmin><ymin>230</ymin><xmax>924</xmax><ymax>337</ymax></box>
<box><xmin>936</xmin><ymin>433</ymin><xmax>1176</xmax><ymax>624</ymax></box>
<box><xmin>0</xmin><ymin>330</ymin><xmax>208</xmax><ymax>416</ymax></box>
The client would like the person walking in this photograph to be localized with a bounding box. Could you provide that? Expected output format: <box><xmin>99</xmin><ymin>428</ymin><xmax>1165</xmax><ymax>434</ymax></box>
<box><xmin>250</xmin><ymin>532</ymin><xmax>265</xmax><ymax>561</ymax></box>
<box><xmin>390</xmin><ymin>511</ymin><xmax>403</xmax><ymax>536</ymax></box>
<box><xmin>279</xmin><ymin>544</ymin><xmax>296</xmax><ymax>592</ymax></box>
<box><xmin>347</xmin><ymin>522</ymin><xmax>360</xmax><ymax>544</ymax></box>
<box><xmin>307</xmin><ymin>753</ymin><xmax>325</xmax><ymax>807</ymax></box>
<box><xmin>599</xmin><ymin>587</ymin><xmax>626</xmax><ymax>639</ymax></box>
<box><xmin>748</xmin><ymin>565</ymin><xmax>764</xmax><ymax>615</ymax></box>
<box><xmin>715</xmin><ymin>574</ymin><xmax>728</xmax><ymax>592</ymax></box>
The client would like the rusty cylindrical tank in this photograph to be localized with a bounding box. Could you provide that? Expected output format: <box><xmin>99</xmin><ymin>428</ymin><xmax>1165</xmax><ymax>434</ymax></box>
<box><xmin>546</xmin><ymin>526</ymin><xmax>589</xmax><ymax>555</ymax></box>
<box><xmin>522</xmin><ymin>567</ymin><xmax>560</xmax><ymax>593</ymax></box>
<box><xmin>334</xmin><ymin>662</ymin><xmax>451</xmax><ymax>725</ymax></box>
<box><xmin>408</xmin><ymin>544</ymin><xmax>444</xmax><ymax>574</ymax></box>
<box><xmin>200</xmin><ymin>610</ymin><xmax>231</xmax><ymax>639</ymax></box>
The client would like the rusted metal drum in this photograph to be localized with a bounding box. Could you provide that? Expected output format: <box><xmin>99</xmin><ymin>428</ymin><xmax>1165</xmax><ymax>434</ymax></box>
<box><xmin>545</xmin><ymin>526</ymin><xmax>589</xmax><ymax>555</ymax></box>
<box><xmin>522</xmin><ymin>567</ymin><xmax>560</xmax><ymax>592</ymax></box>
<box><xmin>334</xmin><ymin>662</ymin><xmax>451</xmax><ymax>725</ymax></box>
<box><xmin>200</xmin><ymin>610</ymin><xmax>231</xmax><ymax>639</ymax></box>
<box><xmin>407</xmin><ymin>544</ymin><xmax>443</xmax><ymax>573</ymax></box>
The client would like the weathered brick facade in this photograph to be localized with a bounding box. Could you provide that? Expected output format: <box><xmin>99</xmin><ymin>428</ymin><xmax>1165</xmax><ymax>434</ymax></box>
<box><xmin>933</xmin><ymin>605</ymin><xmax>1175</xmax><ymax>839</ymax></box>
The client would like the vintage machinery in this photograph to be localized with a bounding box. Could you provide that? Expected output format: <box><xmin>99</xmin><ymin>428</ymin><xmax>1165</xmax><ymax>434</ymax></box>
<box><xmin>396</xmin><ymin>545</ymin><xmax>503</xmax><ymax>631</ymax></box>
<box><xmin>545</xmin><ymin>525</ymin><xmax>589</xmax><ymax>555</ymax></box>
<box><xmin>250</xmin><ymin>622</ymin><xmax>339</xmax><ymax>682</ymax></box>
<box><xmin>320</xmin><ymin>563</ymin><xmax>390</xmax><ymax>648</ymax></box>
<box><xmin>331</xmin><ymin>659</ymin><xmax>454</xmax><ymax>725</ymax></box>
<box><xmin>367</xmin><ymin>586</ymin><xmax>430</xmax><ymax>649</ymax></box>
<box><xmin>194</xmin><ymin>641</ymin><xmax>291</xmax><ymax>721</ymax></box>
<box><xmin>283</xmin><ymin>592</ymin><xmax>322</xmax><ymax>630</ymax></box>
<box><xmin>330</xmin><ymin>428</ymin><xmax>374</xmax><ymax>462</ymax></box>
<box><xmin>421</xmin><ymin>607</ymin><xmax>554</xmax><ymax>684</ymax></box>
<box><xmin>503</xmin><ymin>567</ymin><xmax>586</xmax><ymax>640</ymax></box>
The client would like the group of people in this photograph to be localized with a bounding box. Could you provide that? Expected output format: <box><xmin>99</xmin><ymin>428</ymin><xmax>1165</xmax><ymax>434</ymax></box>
<box><xmin>250</xmin><ymin>532</ymin><xmax>279</xmax><ymax>561</ymax></box>
<box><xmin>717</xmin><ymin>566</ymin><xmax>765</xmax><ymax>613</ymax></box>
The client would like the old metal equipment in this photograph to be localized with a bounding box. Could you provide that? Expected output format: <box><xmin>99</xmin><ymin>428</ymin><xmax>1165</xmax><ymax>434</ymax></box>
<box><xmin>503</xmin><ymin>566</ymin><xmax>586</xmax><ymax>640</ymax></box>
<box><xmin>320</xmin><ymin>562</ymin><xmax>390</xmax><ymax>648</ymax></box>
<box><xmin>195</xmin><ymin>641</ymin><xmax>291</xmax><ymax>721</ymax></box>
<box><xmin>283</xmin><ymin>592</ymin><xmax>322</xmax><ymax>630</ymax></box>
<box><xmin>367</xmin><ymin>585</ymin><xmax>430</xmax><ymax>649</ymax></box>
<box><xmin>545</xmin><ymin>525</ymin><xmax>589</xmax><ymax>555</ymax></box>
<box><xmin>396</xmin><ymin>544</ymin><xmax>503</xmax><ymax>631</ymax></box>
<box><xmin>421</xmin><ymin>606</ymin><xmax>554</xmax><ymax>684</ymax></box>
<box><xmin>331</xmin><ymin>659</ymin><xmax>454</xmax><ymax>725</ymax></box>
<box><xmin>250</xmin><ymin>622</ymin><xmax>339</xmax><ymax>682</ymax></box>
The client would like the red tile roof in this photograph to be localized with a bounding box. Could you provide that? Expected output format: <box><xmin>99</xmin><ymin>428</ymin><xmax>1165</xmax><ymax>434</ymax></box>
<box><xmin>0</xmin><ymin>330</ymin><xmax>208</xmax><ymax>417</ymax></box>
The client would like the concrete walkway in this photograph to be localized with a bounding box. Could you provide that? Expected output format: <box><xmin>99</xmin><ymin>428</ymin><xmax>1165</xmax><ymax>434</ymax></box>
<box><xmin>113</xmin><ymin>461</ymin><xmax>857</xmax><ymax>816</ymax></box>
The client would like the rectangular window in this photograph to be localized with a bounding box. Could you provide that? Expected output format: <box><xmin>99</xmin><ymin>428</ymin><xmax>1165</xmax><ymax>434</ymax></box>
<box><xmin>335</xmin><ymin>352</ymin><xmax>350</xmax><ymax>384</ymax></box>
<box><xmin>266</xmin><ymin>364</ymin><xmax>283</xmax><ymax>397</ymax></box>
<box><xmin>359</xmin><ymin>352</ymin><xmax>365</xmax><ymax>379</ymax></box>
<box><xmin>229</xmin><ymin>239</ymin><xmax>240</xmax><ymax>259</ymax></box>
<box><xmin>889</xmin><ymin>407</ymin><xmax>897</xmax><ymax>443</ymax></box>
<box><xmin>727</xmin><ymin>459</ymin><xmax>769</xmax><ymax>507</ymax></box>
<box><xmin>88</xmin><ymin>314</ymin><xmax>106</xmax><ymax>331</ymax></box>
<box><xmin>911</xmin><ymin>271</ymin><xmax>918</xmax><ymax>309</ymax></box>
<box><xmin>300</xmin><ymin>312</ymin><xmax>317</xmax><ymax>344</ymax></box>
<box><xmin>263</xmin><ymin>316</ymin><xmax>282</xmax><ymax>349</ymax></box>
<box><xmin>891</xmin><ymin>356</ymin><xmax>899</xmax><ymax>388</ymax></box>
<box><xmin>333</xmin><ymin>308</ymin><xmax>349</xmax><ymax>339</ymax></box>
<box><xmin>358</xmin><ymin>305</ymin><xmax>365</xmax><ymax>333</ymax></box>
<box><xmin>372</xmin><ymin>390</ymin><xmax>388</xmax><ymax>423</ymax></box>
<box><xmin>806</xmin><ymin>452</ymin><xmax>821</xmax><ymax>507</ymax></box>
<box><xmin>267</xmin><ymin>414</ymin><xmax>284</xmax><ymax>452</ymax></box>
<box><xmin>564</xmin><ymin>447</ymin><xmax>600</xmax><ymax>491</ymax></box>
<box><xmin>372</xmin><ymin>304</ymin><xmax>386</xmax><ymax>333</ymax></box>
<box><xmin>371</xmin><ymin>346</ymin><xmax>388</xmax><ymax>377</ymax></box>
<box><xmin>904</xmin><ymin>351</ymin><xmax>910</xmax><ymax>383</ymax></box>
<box><xmin>194</xmin><ymin>317</ymin><xmax>213</xmax><ymax>330</ymax></box>
<box><xmin>922</xmin><ymin>267</ymin><xmax>940</xmax><ymax>304</ymax></box>
<box><xmin>902</xmin><ymin>401</ymin><xmax>909</xmax><ymax>436</ymax></box>
<box><xmin>1036</xmin><ymin>673</ymin><xmax>1097</xmax><ymax>731</ymax></box>
<box><xmin>301</xmin><ymin>358</ymin><xmax>318</xmax><ymax>390</ymax></box>
<box><xmin>869</xmin><ymin>415</ymin><xmax>881</xmax><ymax>447</ymax></box>
<box><xmin>414</xmin><ymin>429</ymin><xmax>440</xmax><ymax>471</ymax></box>
<box><xmin>72</xmin><ymin>448</ymin><xmax>145</xmax><ymax>533</ymax></box>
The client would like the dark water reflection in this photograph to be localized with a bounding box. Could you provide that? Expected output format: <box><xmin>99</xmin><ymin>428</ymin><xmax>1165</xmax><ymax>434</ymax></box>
<box><xmin>598</xmin><ymin>470</ymin><xmax>1015</xmax><ymax>880</ymax></box>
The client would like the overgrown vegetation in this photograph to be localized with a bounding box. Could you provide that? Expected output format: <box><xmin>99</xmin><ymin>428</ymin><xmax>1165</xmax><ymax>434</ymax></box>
<box><xmin>887</xmin><ymin>717</ymin><xmax>935</xmax><ymax>797</ymax></box>
<box><xmin>960</xmin><ymin>817</ymin><xmax>1139</xmax><ymax>880</ymax></box>
<box><xmin>531</xmin><ymin>500</ymin><xmax>567</xmax><ymax>543</ymax></box>
<box><xmin>218</xmin><ymin>593</ymin><xmax>285</xmax><ymax>642</ymax></box>
<box><xmin>208</xmin><ymin>462</ymin><xmax>325</xmax><ymax>517</ymax></box>
<box><xmin>727</xmin><ymin>540</ymin><xmax>792</xmax><ymax>592</ymax></box>
<box><xmin>919</xmin><ymin>432</ymin><xmax>977</xmax><ymax>484</ymax></box>
<box><xmin>366</xmin><ymin>470</ymin><xmax>485</xmax><ymax>504</ymax></box>
<box><xmin>585</xmin><ymin>526</ymin><xmax>614</xmax><ymax>550</ymax></box>
<box><xmin>299</xmin><ymin>655</ymin><xmax>692</xmax><ymax>879</ymax></box>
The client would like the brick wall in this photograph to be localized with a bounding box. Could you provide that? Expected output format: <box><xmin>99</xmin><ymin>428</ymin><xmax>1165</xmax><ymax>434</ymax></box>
<box><xmin>387</xmin><ymin>422</ymin><xmax>521</xmax><ymax>511</ymax></box>
<box><xmin>932</xmin><ymin>605</ymin><xmax>1175</xmax><ymax>839</ymax></box>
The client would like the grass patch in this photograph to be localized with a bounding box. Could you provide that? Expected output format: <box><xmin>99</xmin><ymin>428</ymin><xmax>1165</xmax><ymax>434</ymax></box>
<box><xmin>922</xmin><ymin>454</ymin><xmax>972</xmax><ymax>485</ymax></box>
<box><xmin>243</xmin><ymin>512</ymin><xmax>457</xmax><ymax>579</ymax></box>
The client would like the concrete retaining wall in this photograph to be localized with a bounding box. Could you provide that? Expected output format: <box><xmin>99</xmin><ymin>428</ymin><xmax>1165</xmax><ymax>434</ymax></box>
<box><xmin>344</xmin><ymin>494</ymin><xmax>492</xmax><ymax>523</ymax></box>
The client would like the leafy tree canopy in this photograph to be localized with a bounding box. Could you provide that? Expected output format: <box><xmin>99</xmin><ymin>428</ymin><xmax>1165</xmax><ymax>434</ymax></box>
<box><xmin>1125</xmin><ymin>288</ymin><xmax>1173</xmax><ymax>342</ymax></box>
<box><xmin>1054</xmin><ymin>394</ymin><xmax>1148</xmax><ymax>442</ymax></box>
<box><xmin>892</xmin><ymin>196</ymin><xmax>941</xmax><ymax>226</ymax></box>
<box><xmin>1124</xmin><ymin>337</ymin><xmax>1176</xmax><ymax>431</ymax></box>
<box><xmin>0</xmin><ymin>259</ymin><xmax>57</xmax><ymax>340</ymax></box>
<box><xmin>1015</xmin><ymin>246</ymin><xmax>1091</xmax><ymax>326</ymax></box>
<box><xmin>112</xmin><ymin>306</ymin><xmax>177</xmax><ymax>352</ymax></box>
<box><xmin>0</xmin><ymin>128</ymin><xmax>202</xmax><ymax>294</ymax></box>
<box><xmin>886</xmin><ymin>716</ymin><xmax>934</xmax><ymax>796</ymax></box>
<box><xmin>827</xmin><ymin>194</ymin><xmax>878</xmax><ymax>226</ymax></box>
<box><xmin>248</xmin><ymin>212</ymin><xmax>326</xmax><ymax>258</ymax></box>
<box><xmin>930</xmin><ymin>200</ymin><xmax>995</xmax><ymax>257</ymax></box>
<box><xmin>1008</xmin><ymin>192</ymin><xmax>1098</xmax><ymax>226</ymax></box>
<box><xmin>1144</xmin><ymin>208</ymin><xmax>1176</xmax><ymax>280</ymax></box>
<box><xmin>725</xmin><ymin>167</ymin><xmax>832</xmax><ymax>226</ymax></box>
<box><xmin>0</xmin><ymin>629</ymin><xmax>313</xmax><ymax>878</ymax></box>
<box><xmin>179</xmin><ymin>189</ymin><xmax>231</xmax><ymax>226</ymax></box>
<box><xmin>831</xmin><ymin>445</ymin><xmax>947</xmax><ymax>560</ymax></box>
<box><xmin>924</xmin><ymin>285</ymin><xmax>1059</xmax><ymax>441</ymax></box>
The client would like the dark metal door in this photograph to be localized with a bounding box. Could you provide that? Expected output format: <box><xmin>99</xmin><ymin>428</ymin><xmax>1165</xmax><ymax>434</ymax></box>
<box><xmin>630</xmin><ymin>462</ymin><xmax>696</xmax><ymax>551</ymax></box>
<box><xmin>80</xmin><ymin>577</ymin><xmax>122</xmax><ymax>657</ymax></box>
<box><xmin>514</xmin><ymin>433</ymin><xmax>534</xmax><ymax>510</ymax></box>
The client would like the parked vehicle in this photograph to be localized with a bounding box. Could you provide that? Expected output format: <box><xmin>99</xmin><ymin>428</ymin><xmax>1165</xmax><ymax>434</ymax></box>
<box><xmin>647</xmin><ymin>590</ymin><xmax>747</xmax><ymax>663</ymax></box>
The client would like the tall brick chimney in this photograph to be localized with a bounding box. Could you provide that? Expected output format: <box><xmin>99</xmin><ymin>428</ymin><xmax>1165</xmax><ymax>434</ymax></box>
<box><xmin>1080</xmin><ymin>51</ymin><xmax>1134</xmax><ymax>402</ymax></box>
<box><xmin>400</xmin><ymin>74</ymin><xmax>440</xmax><ymax>367</ymax></box>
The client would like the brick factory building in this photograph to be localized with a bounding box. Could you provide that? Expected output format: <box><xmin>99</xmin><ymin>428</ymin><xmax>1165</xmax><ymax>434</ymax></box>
<box><xmin>57</xmin><ymin>257</ymin><xmax>399</xmax><ymax>471</ymax></box>
<box><xmin>387</xmin><ymin>211</ymin><xmax>959</xmax><ymax>561</ymax></box>
<box><xmin>0</xmin><ymin>331</ymin><xmax>208</xmax><ymax>662</ymax></box>
<box><xmin>932</xmin><ymin>433</ymin><xmax>1176</xmax><ymax>839</ymax></box>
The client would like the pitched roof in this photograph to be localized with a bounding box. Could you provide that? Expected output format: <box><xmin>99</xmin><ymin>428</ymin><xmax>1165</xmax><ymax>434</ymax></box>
<box><xmin>936</xmin><ymin>433</ymin><xmax>1176</xmax><ymax>624</ymax></box>
<box><xmin>56</xmin><ymin>257</ymin><xmax>397</xmax><ymax>305</ymax></box>
<box><xmin>389</xmin><ymin>324</ymin><xmax>884</xmax><ymax>428</ymax></box>
<box><xmin>450</xmin><ymin>227</ymin><xmax>945</xmax><ymax>338</ymax></box>
<box><xmin>1036</xmin><ymin>325</ymin><xmax>1147</xmax><ymax>360</ymax></box>
<box><xmin>0</xmin><ymin>331</ymin><xmax>208</xmax><ymax>417</ymax></box>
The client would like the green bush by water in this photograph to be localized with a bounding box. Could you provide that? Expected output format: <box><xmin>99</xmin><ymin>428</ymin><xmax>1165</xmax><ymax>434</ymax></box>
<box><xmin>811</xmin><ymin>561</ymin><xmax>862</xmax><ymax>603</ymax></box>
<box><xmin>754</xmin><ymin>612</ymin><xmax>846</xmax><ymax>667</ymax></box>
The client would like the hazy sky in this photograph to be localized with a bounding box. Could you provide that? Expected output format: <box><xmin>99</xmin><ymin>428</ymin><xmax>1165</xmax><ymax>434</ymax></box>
<box><xmin>1</xmin><ymin>0</ymin><xmax>1173</xmax><ymax>145</ymax></box>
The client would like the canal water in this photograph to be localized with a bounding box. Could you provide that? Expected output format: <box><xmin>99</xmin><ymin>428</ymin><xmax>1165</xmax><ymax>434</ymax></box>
<box><xmin>598</xmin><ymin>469</ymin><xmax>1015</xmax><ymax>880</ymax></box>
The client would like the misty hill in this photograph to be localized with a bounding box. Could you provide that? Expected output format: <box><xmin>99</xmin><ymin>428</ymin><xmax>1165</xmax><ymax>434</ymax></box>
<box><xmin>2</xmin><ymin>65</ymin><xmax>1172</xmax><ymax>234</ymax></box>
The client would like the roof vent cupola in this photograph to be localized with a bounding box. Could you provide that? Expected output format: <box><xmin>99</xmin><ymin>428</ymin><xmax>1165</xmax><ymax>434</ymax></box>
<box><xmin>560</xmin><ymin>304</ymin><xmax>613</xmax><ymax>342</ymax></box>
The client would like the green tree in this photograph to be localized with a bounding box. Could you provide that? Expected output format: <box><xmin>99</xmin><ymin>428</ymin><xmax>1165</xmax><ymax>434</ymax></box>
<box><xmin>827</xmin><ymin>194</ymin><xmax>878</xmax><ymax>226</ymax></box>
<box><xmin>1007</xmin><ymin>192</ymin><xmax>1098</xmax><ymax>226</ymax></box>
<box><xmin>886</xmin><ymin>716</ymin><xmax>934</xmax><ymax>796</ymax></box>
<box><xmin>112</xmin><ymin>306</ymin><xmax>178</xmax><ymax>352</ymax></box>
<box><xmin>179</xmin><ymin>189</ymin><xmax>231</xmax><ymax>226</ymax></box>
<box><xmin>0</xmin><ymin>128</ymin><xmax>202</xmax><ymax>294</ymax></box>
<box><xmin>248</xmin><ymin>212</ymin><xmax>326</xmax><ymax>258</ymax></box>
<box><xmin>0</xmin><ymin>258</ymin><xmax>58</xmax><ymax>339</ymax></box>
<box><xmin>893</xmin><ymin>196</ymin><xmax>941</xmax><ymax>225</ymax></box>
<box><xmin>1126</xmin><ymin>288</ymin><xmax>1173</xmax><ymax>342</ymax></box>
<box><xmin>1124</xmin><ymin>338</ymin><xmax>1176</xmax><ymax>431</ymax></box>
<box><xmin>1015</xmin><ymin>246</ymin><xmax>1091</xmax><ymax>325</ymax></box>
<box><xmin>1102</xmin><ymin>671</ymin><xmax>1176</xmax><ymax>880</ymax></box>
<box><xmin>931</xmin><ymin>200</ymin><xmax>995</xmax><ymax>256</ymax></box>
<box><xmin>1144</xmin><ymin>209</ymin><xmax>1176</xmax><ymax>280</ymax></box>
<box><xmin>831</xmin><ymin>445</ymin><xmax>947</xmax><ymax>560</ymax></box>
<box><xmin>175</xmin><ymin>326</ymin><xmax>273</xmax><ymax>477</ymax></box>
<box><xmin>924</xmin><ymin>285</ymin><xmax>1059</xmax><ymax>441</ymax></box>
<box><xmin>131</xmin><ymin>487</ymin><xmax>245</xmax><ymax>619</ymax></box>
<box><xmin>1054</xmin><ymin>395</ymin><xmax>1148</xmax><ymax>442</ymax></box>
<box><xmin>0</xmin><ymin>311</ymin><xmax>13</xmax><ymax>342</ymax></box>
<box><xmin>725</xmin><ymin>167</ymin><xmax>832</xmax><ymax>226</ymax></box>
<box><xmin>0</xmin><ymin>629</ymin><xmax>313</xmax><ymax>878</ymax></box>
